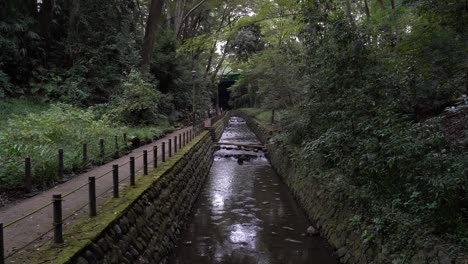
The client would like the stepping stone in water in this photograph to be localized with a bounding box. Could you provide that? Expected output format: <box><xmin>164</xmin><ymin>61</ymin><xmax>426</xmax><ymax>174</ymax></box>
<box><xmin>307</xmin><ymin>226</ymin><xmax>320</xmax><ymax>236</ymax></box>
<box><xmin>282</xmin><ymin>226</ymin><xmax>294</xmax><ymax>231</ymax></box>
<box><xmin>285</xmin><ymin>238</ymin><xmax>303</xmax><ymax>244</ymax></box>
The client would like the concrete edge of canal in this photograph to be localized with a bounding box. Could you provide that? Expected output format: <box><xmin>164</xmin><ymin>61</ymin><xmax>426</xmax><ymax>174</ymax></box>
<box><xmin>232</xmin><ymin>110</ymin><xmax>467</xmax><ymax>264</ymax></box>
<box><xmin>21</xmin><ymin>114</ymin><xmax>230</xmax><ymax>264</ymax></box>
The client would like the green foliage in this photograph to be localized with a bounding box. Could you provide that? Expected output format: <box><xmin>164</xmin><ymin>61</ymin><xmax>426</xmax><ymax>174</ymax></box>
<box><xmin>228</xmin><ymin>24</ymin><xmax>266</xmax><ymax>62</ymax></box>
<box><xmin>0</xmin><ymin>97</ymin><xmax>50</xmax><ymax>127</ymax></box>
<box><xmin>0</xmin><ymin>0</ymin><xmax>141</xmax><ymax>103</ymax></box>
<box><xmin>232</xmin><ymin>0</ymin><xmax>468</xmax><ymax>254</ymax></box>
<box><xmin>230</xmin><ymin>48</ymin><xmax>306</xmax><ymax>109</ymax></box>
<box><xmin>0</xmin><ymin>104</ymin><xmax>172</xmax><ymax>189</ymax></box>
<box><xmin>0</xmin><ymin>70</ymin><xmax>12</xmax><ymax>97</ymax></box>
<box><xmin>238</xmin><ymin>107</ymin><xmax>279</xmax><ymax>124</ymax></box>
<box><xmin>276</xmin><ymin>0</ymin><xmax>468</xmax><ymax>251</ymax></box>
<box><xmin>109</xmin><ymin>70</ymin><xmax>162</xmax><ymax>126</ymax></box>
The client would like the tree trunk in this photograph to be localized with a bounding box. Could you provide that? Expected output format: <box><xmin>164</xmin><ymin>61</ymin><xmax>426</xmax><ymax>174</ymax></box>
<box><xmin>271</xmin><ymin>109</ymin><xmax>275</xmax><ymax>124</ymax></box>
<box><xmin>67</xmin><ymin>0</ymin><xmax>80</xmax><ymax>42</ymax></box>
<box><xmin>141</xmin><ymin>0</ymin><xmax>165</xmax><ymax>70</ymax></box>
<box><xmin>390</xmin><ymin>0</ymin><xmax>395</xmax><ymax>9</ymax></box>
<box><xmin>176</xmin><ymin>0</ymin><xmax>208</xmax><ymax>39</ymax></box>
<box><xmin>174</xmin><ymin>0</ymin><xmax>186</xmax><ymax>37</ymax></box>
<box><xmin>205</xmin><ymin>6</ymin><xmax>229</xmax><ymax>76</ymax></box>
<box><xmin>363</xmin><ymin>0</ymin><xmax>370</xmax><ymax>19</ymax></box>
<box><xmin>39</xmin><ymin>0</ymin><xmax>54</xmax><ymax>39</ymax></box>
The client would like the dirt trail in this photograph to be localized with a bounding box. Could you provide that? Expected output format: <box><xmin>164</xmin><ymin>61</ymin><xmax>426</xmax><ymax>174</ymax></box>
<box><xmin>0</xmin><ymin>120</ymin><xmax>210</xmax><ymax>262</ymax></box>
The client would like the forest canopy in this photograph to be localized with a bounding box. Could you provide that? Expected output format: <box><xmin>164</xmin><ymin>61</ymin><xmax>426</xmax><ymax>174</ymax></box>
<box><xmin>0</xmin><ymin>0</ymin><xmax>467</xmax><ymax>262</ymax></box>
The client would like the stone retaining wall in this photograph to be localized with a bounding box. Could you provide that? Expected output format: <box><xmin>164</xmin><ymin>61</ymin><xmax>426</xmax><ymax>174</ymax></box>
<box><xmin>27</xmin><ymin>117</ymin><xmax>228</xmax><ymax>264</ymax></box>
<box><xmin>212</xmin><ymin>113</ymin><xmax>229</xmax><ymax>140</ymax></box>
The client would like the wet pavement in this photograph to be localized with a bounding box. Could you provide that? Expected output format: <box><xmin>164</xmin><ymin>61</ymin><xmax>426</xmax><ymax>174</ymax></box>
<box><xmin>169</xmin><ymin>117</ymin><xmax>337</xmax><ymax>264</ymax></box>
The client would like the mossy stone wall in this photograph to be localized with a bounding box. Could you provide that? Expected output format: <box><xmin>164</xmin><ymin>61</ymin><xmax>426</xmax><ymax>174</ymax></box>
<box><xmin>25</xmin><ymin>116</ymin><xmax>229</xmax><ymax>264</ymax></box>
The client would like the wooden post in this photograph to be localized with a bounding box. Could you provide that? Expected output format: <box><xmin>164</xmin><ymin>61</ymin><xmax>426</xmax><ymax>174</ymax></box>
<box><xmin>53</xmin><ymin>194</ymin><xmax>63</xmax><ymax>243</ymax></box>
<box><xmin>82</xmin><ymin>143</ymin><xmax>88</xmax><ymax>164</ymax></box>
<box><xmin>183</xmin><ymin>132</ymin><xmax>186</xmax><ymax>146</ymax></box>
<box><xmin>168</xmin><ymin>139</ymin><xmax>172</xmax><ymax>157</ymax></box>
<box><xmin>162</xmin><ymin>142</ymin><xmax>166</xmax><ymax>162</ymax></box>
<box><xmin>58</xmin><ymin>149</ymin><xmax>64</xmax><ymax>181</ymax></box>
<box><xmin>88</xmin><ymin>177</ymin><xmax>97</xmax><ymax>217</ymax></box>
<box><xmin>114</xmin><ymin>135</ymin><xmax>119</xmax><ymax>158</ymax></box>
<box><xmin>25</xmin><ymin>157</ymin><xmax>32</xmax><ymax>193</ymax></box>
<box><xmin>0</xmin><ymin>223</ymin><xmax>4</xmax><ymax>264</ymax></box>
<box><xmin>153</xmin><ymin>146</ymin><xmax>158</xmax><ymax>168</ymax></box>
<box><xmin>179</xmin><ymin>134</ymin><xmax>182</xmax><ymax>149</ymax></box>
<box><xmin>123</xmin><ymin>133</ymin><xmax>128</xmax><ymax>150</ymax></box>
<box><xmin>99</xmin><ymin>139</ymin><xmax>105</xmax><ymax>162</ymax></box>
<box><xmin>113</xmin><ymin>165</ymin><xmax>119</xmax><ymax>198</ymax></box>
<box><xmin>174</xmin><ymin>136</ymin><xmax>177</xmax><ymax>153</ymax></box>
<box><xmin>130</xmin><ymin>157</ymin><xmax>135</xmax><ymax>186</ymax></box>
<box><xmin>271</xmin><ymin>109</ymin><xmax>275</xmax><ymax>124</ymax></box>
<box><xmin>143</xmin><ymin>151</ymin><xmax>148</xmax><ymax>175</ymax></box>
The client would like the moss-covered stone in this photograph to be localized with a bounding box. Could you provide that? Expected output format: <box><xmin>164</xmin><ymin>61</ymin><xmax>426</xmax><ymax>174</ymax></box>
<box><xmin>20</xmin><ymin>115</ymin><xmax>229</xmax><ymax>264</ymax></box>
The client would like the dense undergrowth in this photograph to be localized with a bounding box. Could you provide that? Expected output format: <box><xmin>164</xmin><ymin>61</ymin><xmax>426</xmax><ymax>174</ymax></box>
<box><xmin>245</xmin><ymin>107</ymin><xmax>467</xmax><ymax>257</ymax></box>
<box><xmin>0</xmin><ymin>102</ymin><xmax>174</xmax><ymax>190</ymax></box>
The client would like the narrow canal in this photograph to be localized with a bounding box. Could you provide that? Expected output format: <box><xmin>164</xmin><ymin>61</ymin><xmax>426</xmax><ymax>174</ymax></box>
<box><xmin>169</xmin><ymin>117</ymin><xmax>337</xmax><ymax>264</ymax></box>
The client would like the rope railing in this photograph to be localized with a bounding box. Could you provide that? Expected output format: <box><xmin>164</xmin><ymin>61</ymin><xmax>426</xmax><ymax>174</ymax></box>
<box><xmin>0</xmin><ymin>117</ymin><xmax>220</xmax><ymax>262</ymax></box>
<box><xmin>4</xmin><ymin>201</ymin><xmax>53</xmax><ymax>229</ymax></box>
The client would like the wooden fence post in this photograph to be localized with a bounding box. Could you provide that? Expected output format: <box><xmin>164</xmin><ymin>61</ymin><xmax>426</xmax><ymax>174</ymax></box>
<box><xmin>99</xmin><ymin>139</ymin><xmax>105</xmax><ymax>162</ymax></box>
<box><xmin>88</xmin><ymin>177</ymin><xmax>97</xmax><ymax>217</ymax></box>
<box><xmin>58</xmin><ymin>149</ymin><xmax>64</xmax><ymax>181</ymax></box>
<box><xmin>25</xmin><ymin>157</ymin><xmax>32</xmax><ymax>193</ymax></box>
<box><xmin>82</xmin><ymin>143</ymin><xmax>88</xmax><ymax>164</ymax></box>
<box><xmin>113</xmin><ymin>165</ymin><xmax>119</xmax><ymax>198</ymax></box>
<box><xmin>123</xmin><ymin>133</ymin><xmax>128</xmax><ymax>150</ymax></box>
<box><xmin>53</xmin><ymin>194</ymin><xmax>63</xmax><ymax>243</ymax></box>
<box><xmin>143</xmin><ymin>151</ymin><xmax>148</xmax><ymax>175</ymax></box>
<box><xmin>114</xmin><ymin>136</ymin><xmax>119</xmax><ymax>158</ymax></box>
<box><xmin>168</xmin><ymin>139</ymin><xmax>172</xmax><ymax>157</ymax></box>
<box><xmin>0</xmin><ymin>223</ymin><xmax>4</xmax><ymax>264</ymax></box>
<box><xmin>130</xmin><ymin>157</ymin><xmax>135</xmax><ymax>186</ymax></box>
<box><xmin>153</xmin><ymin>146</ymin><xmax>158</xmax><ymax>168</ymax></box>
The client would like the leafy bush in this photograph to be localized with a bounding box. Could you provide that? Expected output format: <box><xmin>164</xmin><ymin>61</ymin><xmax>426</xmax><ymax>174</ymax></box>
<box><xmin>0</xmin><ymin>70</ymin><xmax>12</xmax><ymax>97</ymax></box>
<box><xmin>110</xmin><ymin>70</ymin><xmax>163</xmax><ymax>126</ymax></box>
<box><xmin>0</xmin><ymin>104</ymin><xmax>173</xmax><ymax>189</ymax></box>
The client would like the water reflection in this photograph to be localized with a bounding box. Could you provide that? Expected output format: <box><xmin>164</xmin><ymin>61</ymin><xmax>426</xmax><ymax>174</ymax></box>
<box><xmin>169</xmin><ymin>117</ymin><xmax>337</xmax><ymax>264</ymax></box>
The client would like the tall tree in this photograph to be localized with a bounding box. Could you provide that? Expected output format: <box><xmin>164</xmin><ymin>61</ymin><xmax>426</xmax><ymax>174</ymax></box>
<box><xmin>141</xmin><ymin>0</ymin><xmax>165</xmax><ymax>69</ymax></box>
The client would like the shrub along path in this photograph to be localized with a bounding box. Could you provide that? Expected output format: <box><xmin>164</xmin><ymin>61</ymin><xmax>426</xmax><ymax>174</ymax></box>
<box><xmin>0</xmin><ymin>120</ymin><xmax>210</xmax><ymax>262</ymax></box>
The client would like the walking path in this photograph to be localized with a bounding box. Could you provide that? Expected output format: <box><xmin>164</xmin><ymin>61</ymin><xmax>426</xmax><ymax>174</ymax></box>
<box><xmin>0</xmin><ymin>120</ymin><xmax>211</xmax><ymax>262</ymax></box>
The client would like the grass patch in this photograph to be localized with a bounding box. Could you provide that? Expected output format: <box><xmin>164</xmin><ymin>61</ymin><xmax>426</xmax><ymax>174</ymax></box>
<box><xmin>238</xmin><ymin>108</ymin><xmax>274</xmax><ymax>123</ymax></box>
<box><xmin>0</xmin><ymin>103</ymin><xmax>174</xmax><ymax>189</ymax></box>
<box><xmin>0</xmin><ymin>97</ymin><xmax>50</xmax><ymax>127</ymax></box>
<box><xmin>237</xmin><ymin>108</ymin><xmax>286</xmax><ymax>124</ymax></box>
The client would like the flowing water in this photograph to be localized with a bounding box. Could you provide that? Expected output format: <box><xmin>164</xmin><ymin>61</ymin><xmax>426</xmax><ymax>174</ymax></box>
<box><xmin>169</xmin><ymin>117</ymin><xmax>337</xmax><ymax>264</ymax></box>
